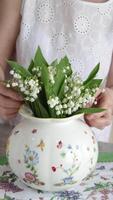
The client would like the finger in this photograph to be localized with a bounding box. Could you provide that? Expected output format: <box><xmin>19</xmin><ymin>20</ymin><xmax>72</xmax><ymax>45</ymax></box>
<box><xmin>85</xmin><ymin>109</ymin><xmax>113</xmax><ymax>126</ymax></box>
<box><xmin>0</xmin><ymin>106</ymin><xmax>19</xmax><ymax>118</ymax></box>
<box><xmin>85</xmin><ymin>116</ymin><xmax>112</xmax><ymax>129</ymax></box>
<box><xmin>0</xmin><ymin>83</ymin><xmax>23</xmax><ymax>101</ymax></box>
<box><xmin>0</xmin><ymin>95</ymin><xmax>23</xmax><ymax>109</ymax></box>
<box><xmin>84</xmin><ymin>89</ymin><xmax>103</xmax><ymax>108</ymax></box>
<box><xmin>92</xmin><ymin>108</ymin><xmax>113</xmax><ymax>119</ymax></box>
<box><xmin>0</xmin><ymin>68</ymin><xmax>5</xmax><ymax>80</ymax></box>
<box><xmin>84</xmin><ymin>110</ymin><xmax>107</xmax><ymax>121</ymax></box>
<box><xmin>0</xmin><ymin>112</ymin><xmax>18</xmax><ymax>120</ymax></box>
<box><xmin>102</xmin><ymin>110</ymin><xmax>113</xmax><ymax>122</ymax></box>
<box><xmin>94</xmin><ymin>88</ymin><xmax>102</xmax><ymax>98</ymax></box>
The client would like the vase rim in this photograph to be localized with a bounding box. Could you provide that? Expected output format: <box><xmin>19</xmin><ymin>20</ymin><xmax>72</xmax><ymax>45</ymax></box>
<box><xmin>19</xmin><ymin>105</ymin><xmax>83</xmax><ymax>122</ymax></box>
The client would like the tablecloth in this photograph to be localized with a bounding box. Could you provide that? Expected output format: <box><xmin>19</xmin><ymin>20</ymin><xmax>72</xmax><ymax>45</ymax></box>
<box><xmin>0</xmin><ymin>153</ymin><xmax>113</xmax><ymax>200</ymax></box>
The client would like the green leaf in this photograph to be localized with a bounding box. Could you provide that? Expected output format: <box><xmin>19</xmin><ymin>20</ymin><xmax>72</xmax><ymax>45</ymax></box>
<box><xmin>50</xmin><ymin>59</ymin><xmax>58</xmax><ymax>67</ymax></box>
<box><xmin>83</xmin><ymin>63</ymin><xmax>100</xmax><ymax>85</ymax></box>
<box><xmin>84</xmin><ymin>79</ymin><xmax>102</xmax><ymax>89</ymax></box>
<box><xmin>30</xmin><ymin>101</ymin><xmax>41</xmax><ymax>118</ymax></box>
<box><xmin>7</xmin><ymin>60</ymin><xmax>31</xmax><ymax>78</ymax></box>
<box><xmin>34</xmin><ymin>46</ymin><xmax>48</xmax><ymax>67</ymax></box>
<box><xmin>38</xmin><ymin>89</ymin><xmax>50</xmax><ymax>114</ymax></box>
<box><xmin>28</xmin><ymin>59</ymin><xmax>34</xmax><ymax>73</ymax></box>
<box><xmin>36</xmin><ymin>99</ymin><xmax>50</xmax><ymax>118</ymax></box>
<box><xmin>41</xmin><ymin>63</ymin><xmax>53</xmax><ymax>97</ymax></box>
<box><xmin>75</xmin><ymin>107</ymin><xmax>106</xmax><ymax>115</ymax></box>
<box><xmin>41</xmin><ymin>64</ymin><xmax>57</xmax><ymax>117</ymax></box>
<box><xmin>54</xmin><ymin>56</ymin><xmax>72</xmax><ymax>95</ymax></box>
<box><xmin>35</xmin><ymin>63</ymin><xmax>56</xmax><ymax>118</ymax></box>
<box><xmin>31</xmin><ymin>99</ymin><xmax>49</xmax><ymax>118</ymax></box>
<box><xmin>70</xmin><ymin>166</ymin><xmax>80</xmax><ymax>176</ymax></box>
<box><xmin>58</xmin><ymin>80</ymin><xmax>65</xmax><ymax>100</ymax></box>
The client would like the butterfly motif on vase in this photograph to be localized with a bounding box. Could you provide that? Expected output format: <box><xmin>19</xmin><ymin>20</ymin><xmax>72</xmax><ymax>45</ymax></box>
<box><xmin>37</xmin><ymin>140</ymin><xmax>45</xmax><ymax>151</ymax></box>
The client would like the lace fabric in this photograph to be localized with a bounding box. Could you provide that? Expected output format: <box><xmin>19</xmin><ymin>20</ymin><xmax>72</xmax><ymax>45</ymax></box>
<box><xmin>17</xmin><ymin>0</ymin><xmax>113</xmax><ymax>79</ymax></box>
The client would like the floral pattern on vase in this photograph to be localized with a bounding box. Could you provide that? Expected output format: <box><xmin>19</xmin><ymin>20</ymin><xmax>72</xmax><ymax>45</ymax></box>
<box><xmin>7</xmin><ymin>110</ymin><xmax>98</xmax><ymax>191</ymax></box>
<box><xmin>52</xmin><ymin>142</ymin><xmax>81</xmax><ymax>186</ymax></box>
<box><xmin>23</xmin><ymin>145</ymin><xmax>45</xmax><ymax>186</ymax></box>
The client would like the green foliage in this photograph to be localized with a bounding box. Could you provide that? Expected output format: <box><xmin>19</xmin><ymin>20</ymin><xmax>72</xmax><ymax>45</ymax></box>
<box><xmin>33</xmin><ymin>99</ymin><xmax>49</xmax><ymax>118</ymax></box>
<box><xmin>34</xmin><ymin>46</ymin><xmax>48</xmax><ymax>67</ymax></box>
<box><xmin>50</xmin><ymin>59</ymin><xmax>58</xmax><ymax>66</ymax></box>
<box><xmin>83</xmin><ymin>79</ymin><xmax>102</xmax><ymax>90</ymax></box>
<box><xmin>75</xmin><ymin>108</ymin><xmax>105</xmax><ymax>115</ymax></box>
<box><xmin>7</xmin><ymin>60</ymin><xmax>31</xmax><ymax>78</ymax></box>
<box><xmin>83</xmin><ymin>63</ymin><xmax>100</xmax><ymax>85</ymax></box>
<box><xmin>53</xmin><ymin>56</ymin><xmax>72</xmax><ymax>96</ymax></box>
<box><xmin>28</xmin><ymin>59</ymin><xmax>34</xmax><ymax>73</ymax></box>
<box><xmin>7</xmin><ymin>47</ymin><xmax>104</xmax><ymax>118</ymax></box>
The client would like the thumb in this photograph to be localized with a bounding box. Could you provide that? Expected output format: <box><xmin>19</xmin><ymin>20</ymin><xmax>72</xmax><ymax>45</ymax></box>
<box><xmin>94</xmin><ymin>88</ymin><xmax>103</xmax><ymax>99</ymax></box>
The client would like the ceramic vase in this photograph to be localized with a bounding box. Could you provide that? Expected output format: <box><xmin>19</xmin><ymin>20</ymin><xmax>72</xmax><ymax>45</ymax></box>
<box><xmin>7</xmin><ymin>105</ymin><xmax>98</xmax><ymax>192</ymax></box>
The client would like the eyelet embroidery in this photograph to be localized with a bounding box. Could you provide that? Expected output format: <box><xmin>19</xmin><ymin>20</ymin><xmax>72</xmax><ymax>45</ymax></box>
<box><xmin>51</xmin><ymin>32</ymin><xmax>69</xmax><ymax>51</ymax></box>
<box><xmin>17</xmin><ymin>0</ymin><xmax>113</xmax><ymax>85</ymax></box>
<box><xmin>35</xmin><ymin>2</ymin><xmax>54</xmax><ymax>23</ymax></box>
<box><xmin>21</xmin><ymin>22</ymin><xmax>31</xmax><ymax>41</ymax></box>
<box><xmin>69</xmin><ymin>58</ymin><xmax>84</xmax><ymax>78</ymax></box>
<box><xmin>97</xmin><ymin>4</ymin><xmax>112</xmax><ymax>15</ymax></box>
<box><xmin>63</xmin><ymin>0</ymin><xmax>77</xmax><ymax>6</ymax></box>
<box><xmin>74</xmin><ymin>16</ymin><xmax>90</xmax><ymax>34</ymax></box>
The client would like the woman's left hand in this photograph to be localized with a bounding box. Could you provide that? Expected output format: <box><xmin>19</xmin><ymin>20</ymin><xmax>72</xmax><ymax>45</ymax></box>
<box><xmin>84</xmin><ymin>87</ymin><xmax>113</xmax><ymax>129</ymax></box>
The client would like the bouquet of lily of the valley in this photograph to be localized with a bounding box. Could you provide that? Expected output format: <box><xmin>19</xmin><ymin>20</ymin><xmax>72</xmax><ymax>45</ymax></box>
<box><xmin>6</xmin><ymin>47</ymin><xmax>104</xmax><ymax>118</ymax></box>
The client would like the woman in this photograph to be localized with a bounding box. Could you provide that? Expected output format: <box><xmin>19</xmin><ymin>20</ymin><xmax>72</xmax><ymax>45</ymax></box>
<box><xmin>0</xmin><ymin>0</ymin><xmax>113</xmax><ymax>142</ymax></box>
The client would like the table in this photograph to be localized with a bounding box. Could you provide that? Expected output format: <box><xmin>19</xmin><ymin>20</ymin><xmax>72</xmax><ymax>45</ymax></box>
<box><xmin>0</xmin><ymin>124</ymin><xmax>113</xmax><ymax>199</ymax></box>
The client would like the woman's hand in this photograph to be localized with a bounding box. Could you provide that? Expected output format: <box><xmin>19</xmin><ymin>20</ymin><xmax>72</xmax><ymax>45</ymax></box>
<box><xmin>0</xmin><ymin>68</ymin><xmax>23</xmax><ymax>120</ymax></box>
<box><xmin>0</xmin><ymin>0</ymin><xmax>22</xmax><ymax>120</ymax></box>
<box><xmin>84</xmin><ymin>88</ymin><xmax>113</xmax><ymax>129</ymax></box>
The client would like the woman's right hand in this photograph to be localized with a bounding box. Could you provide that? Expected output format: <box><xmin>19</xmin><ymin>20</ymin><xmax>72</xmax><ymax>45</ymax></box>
<box><xmin>0</xmin><ymin>67</ymin><xmax>23</xmax><ymax>120</ymax></box>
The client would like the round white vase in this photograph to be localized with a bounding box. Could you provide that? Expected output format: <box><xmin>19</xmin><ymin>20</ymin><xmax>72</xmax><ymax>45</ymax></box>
<box><xmin>7</xmin><ymin>105</ymin><xmax>98</xmax><ymax>192</ymax></box>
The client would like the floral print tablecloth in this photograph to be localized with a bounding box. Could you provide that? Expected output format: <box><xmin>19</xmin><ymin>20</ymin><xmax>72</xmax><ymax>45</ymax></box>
<box><xmin>0</xmin><ymin>153</ymin><xmax>113</xmax><ymax>200</ymax></box>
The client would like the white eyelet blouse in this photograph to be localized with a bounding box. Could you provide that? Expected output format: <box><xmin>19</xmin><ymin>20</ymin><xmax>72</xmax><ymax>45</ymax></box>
<box><xmin>16</xmin><ymin>0</ymin><xmax>113</xmax><ymax>142</ymax></box>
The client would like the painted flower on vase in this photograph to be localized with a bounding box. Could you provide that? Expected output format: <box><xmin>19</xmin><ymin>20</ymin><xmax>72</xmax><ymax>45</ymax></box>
<box><xmin>52</xmin><ymin>143</ymin><xmax>80</xmax><ymax>186</ymax></box>
<box><xmin>24</xmin><ymin>172</ymin><xmax>36</xmax><ymax>182</ymax></box>
<box><xmin>63</xmin><ymin>176</ymin><xmax>74</xmax><ymax>184</ymax></box>
<box><xmin>24</xmin><ymin>145</ymin><xmax>39</xmax><ymax>167</ymax></box>
<box><xmin>23</xmin><ymin>145</ymin><xmax>45</xmax><ymax>186</ymax></box>
<box><xmin>32</xmin><ymin>129</ymin><xmax>38</xmax><ymax>134</ymax></box>
<box><xmin>57</xmin><ymin>141</ymin><xmax>63</xmax><ymax>149</ymax></box>
<box><xmin>23</xmin><ymin>172</ymin><xmax>45</xmax><ymax>186</ymax></box>
<box><xmin>52</xmin><ymin>166</ymin><xmax>57</xmax><ymax>172</ymax></box>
